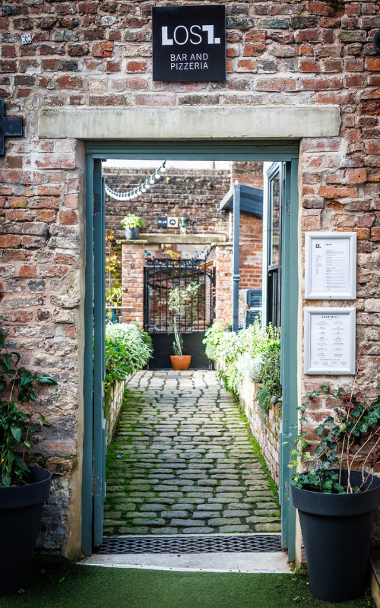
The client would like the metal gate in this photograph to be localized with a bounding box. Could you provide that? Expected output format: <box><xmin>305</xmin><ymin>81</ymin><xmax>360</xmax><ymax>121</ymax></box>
<box><xmin>143</xmin><ymin>257</ymin><xmax>215</xmax><ymax>369</ymax></box>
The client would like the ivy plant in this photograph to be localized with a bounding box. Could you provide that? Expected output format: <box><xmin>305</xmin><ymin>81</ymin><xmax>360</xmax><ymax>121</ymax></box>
<box><xmin>286</xmin><ymin>384</ymin><xmax>380</xmax><ymax>494</ymax></box>
<box><xmin>0</xmin><ymin>327</ymin><xmax>57</xmax><ymax>487</ymax></box>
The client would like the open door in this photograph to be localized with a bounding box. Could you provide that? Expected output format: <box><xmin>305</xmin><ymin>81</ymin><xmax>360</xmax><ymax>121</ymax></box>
<box><xmin>82</xmin><ymin>158</ymin><xmax>106</xmax><ymax>555</ymax></box>
<box><xmin>264</xmin><ymin>162</ymin><xmax>283</xmax><ymax>327</ymax></box>
<box><xmin>263</xmin><ymin>160</ymin><xmax>298</xmax><ymax>560</ymax></box>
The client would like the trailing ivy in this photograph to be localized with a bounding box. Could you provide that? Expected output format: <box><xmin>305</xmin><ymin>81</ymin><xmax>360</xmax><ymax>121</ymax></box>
<box><xmin>286</xmin><ymin>384</ymin><xmax>380</xmax><ymax>494</ymax></box>
<box><xmin>0</xmin><ymin>326</ymin><xmax>57</xmax><ymax>487</ymax></box>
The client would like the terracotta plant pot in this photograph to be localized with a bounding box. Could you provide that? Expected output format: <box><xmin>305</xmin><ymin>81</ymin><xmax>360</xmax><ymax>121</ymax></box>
<box><xmin>170</xmin><ymin>355</ymin><xmax>191</xmax><ymax>371</ymax></box>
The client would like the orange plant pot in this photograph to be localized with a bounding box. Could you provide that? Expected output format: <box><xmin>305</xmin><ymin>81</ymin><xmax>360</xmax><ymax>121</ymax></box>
<box><xmin>170</xmin><ymin>355</ymin><xmax>191</xmax><ymax>371</ymax></box>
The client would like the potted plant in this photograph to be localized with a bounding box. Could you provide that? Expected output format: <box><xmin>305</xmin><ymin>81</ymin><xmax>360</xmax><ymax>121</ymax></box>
<box><xmin>0</xmin><ymin>327</ymin><xmax>57</xmax><ymax>596</ymax></box>
<box><xmin>121</xmin><ymin>214</ymin><xmax>144</xmax><ymax>240</ymax></box>
<box><xmin>168</xmin><ymin>281</ymin><xmax>199</xmax><ymax>371</ymax></box>
<box><xmin>287</xmin><ymin>383</ymin><xmax>380</xmax><ymax>603</ymax></box>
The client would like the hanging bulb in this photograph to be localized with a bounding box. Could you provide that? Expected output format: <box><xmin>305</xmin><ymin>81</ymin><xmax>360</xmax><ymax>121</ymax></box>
<box><xmin>161</xmin><ymin>163</ymin><xmax>166</xmax><ymax>173</ymax></box>
<box><xmin>141</xmin><ymin>186</ymin><xmax>146</xmax><ymax>193</ymax></box>
<box><xmin>145</xmin><ymin>182</ymin><xmax>150</xmax><ymax>190</ymax></box>
<box><xmin>149</xmin><ymin>177</ymin><xmax>155</xmax><ymax>185</ymax></box>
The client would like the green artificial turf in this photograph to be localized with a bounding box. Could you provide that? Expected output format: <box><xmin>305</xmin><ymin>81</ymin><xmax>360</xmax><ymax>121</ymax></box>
<box><xmin>0</xmin><ymin>557</ymin><xmax>374</xmax><ymax>608</ymax></box>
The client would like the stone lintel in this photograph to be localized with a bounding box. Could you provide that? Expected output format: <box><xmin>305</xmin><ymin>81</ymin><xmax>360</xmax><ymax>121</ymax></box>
<box><xmin>117</xmin><ymin>233</ymin><xmax>227</xmax><ymax>245</ymax></box>
<box><xmin>38</xmin><ymin>106</ymin><xmax>340</xmax><ymax>140</ymax></box>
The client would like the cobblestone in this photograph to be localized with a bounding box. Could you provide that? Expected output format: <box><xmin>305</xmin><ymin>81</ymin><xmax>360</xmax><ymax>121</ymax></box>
<box><xmin>104</xmin><ymin>371</ymin><xmax>280</xmax><ymax>535</ymax></box>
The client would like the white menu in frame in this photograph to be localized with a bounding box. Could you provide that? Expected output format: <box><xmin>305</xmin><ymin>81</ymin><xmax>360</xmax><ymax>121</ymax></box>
<box><xmin>304</xmin><ymin>308</ymin><xmax>356</xmax><ymax>375</ymax></box>
<box><xmin>305</xmin><ymin>232</ymin><xmax>356</xmax><ymax>300</ymax></box>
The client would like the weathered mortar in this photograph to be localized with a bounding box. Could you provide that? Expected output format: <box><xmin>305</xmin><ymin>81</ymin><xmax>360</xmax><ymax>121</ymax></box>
<box><xmin>0</xmin><ymin>0</ymin><xmax>379</xmax><ymax>558</ymax></box>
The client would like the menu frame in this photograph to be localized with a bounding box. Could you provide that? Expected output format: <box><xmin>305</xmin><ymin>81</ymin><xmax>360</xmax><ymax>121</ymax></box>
<box><xmin>305</xmin><ymin>232</ymin><xmax>357</xmax><ymax>300</ymax></box>
<box><xmin>304</xmin><ymin>307</ymin><xmax>356</xmax><ymax>375</ymax></box>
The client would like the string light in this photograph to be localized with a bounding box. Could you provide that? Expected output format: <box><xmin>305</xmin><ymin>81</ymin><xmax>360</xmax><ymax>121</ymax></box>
<box><xmin>104</xmin><ymin>161</ymin><xmax>167</xmax><ymax>201</ymax></box>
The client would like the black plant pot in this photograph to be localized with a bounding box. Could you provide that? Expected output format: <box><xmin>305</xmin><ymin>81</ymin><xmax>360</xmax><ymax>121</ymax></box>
<box><xmin>292</xmin><ymin>469</ymin><xmax>380</xmax><ymax>603</ymax></box>
<box><xmin>125</xmin><ymin>227</ymin><xmax>140</xmax><ymax>240</ymax></box>
<box><xmin>0</xmin><ymin>466</ymin><xmax>52</xmax><ymax>596</ymax></box>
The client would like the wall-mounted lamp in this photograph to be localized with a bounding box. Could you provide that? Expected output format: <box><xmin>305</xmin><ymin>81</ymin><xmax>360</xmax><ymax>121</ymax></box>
<box><xmin>374</xmin><ymin>31</ymin><xmax>380</xmax><ymax>54</ymax></box>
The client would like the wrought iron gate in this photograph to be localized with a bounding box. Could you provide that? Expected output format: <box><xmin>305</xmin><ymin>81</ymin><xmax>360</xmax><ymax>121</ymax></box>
<box><xmin>143</xmin><ymin>257</ymin><xmax>215</xmax><ymax>369</ymax></box>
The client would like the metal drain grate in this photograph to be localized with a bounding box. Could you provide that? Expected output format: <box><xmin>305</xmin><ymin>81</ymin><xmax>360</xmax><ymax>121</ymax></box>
<box><xmin>95</xmin><ymin>535</ymin><xmax>282</xmax><ymax>555</ymax></box>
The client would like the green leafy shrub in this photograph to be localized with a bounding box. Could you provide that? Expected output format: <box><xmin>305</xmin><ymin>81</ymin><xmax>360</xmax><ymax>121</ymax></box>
<box><xmin>0</xmin><ymin>327</ymin><xmax>57</xmax><ymax>486</ymax></box>
<box><xmin>203</xmin><ymin>318</ymin><xmax>281</xmax><ymax>415</ymax></box>
<box><xmin>121</xmin><ymin>215</ymin><xmax>144</xmax><ymax>229</ymax></box>
<box><xmin>105</xmin><ymin>324</ymin><xmax>153</xmax><ymax>395</ymax></box>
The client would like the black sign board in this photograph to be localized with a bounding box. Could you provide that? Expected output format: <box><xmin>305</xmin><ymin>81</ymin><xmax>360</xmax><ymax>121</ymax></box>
<box><xmin>157</xmin><ymin>216</ymin><xmax>168</xmax><ymax>228</ymax></box>
<box><xmin>152</xmin><ymin>6</ymin><xmax>226</xmax><ymax>82</ymax></box>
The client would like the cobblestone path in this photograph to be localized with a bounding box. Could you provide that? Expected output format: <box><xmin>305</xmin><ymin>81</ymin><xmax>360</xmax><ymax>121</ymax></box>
<box><xmin>104</xmin><ymin>370</ymin><xmax>281</xmax><ymax>536</ymax></box>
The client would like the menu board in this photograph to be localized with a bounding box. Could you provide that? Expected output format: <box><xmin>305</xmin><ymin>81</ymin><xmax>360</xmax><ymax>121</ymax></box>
<box><xmin>305</xmin><ymin>233</ymin><xmax>356</xmax><ymax>300</ymax></box>
<box><xmin>304</xmin><ymin>308</ymin><xmax>356</xmax><ymax>375</ymax></box>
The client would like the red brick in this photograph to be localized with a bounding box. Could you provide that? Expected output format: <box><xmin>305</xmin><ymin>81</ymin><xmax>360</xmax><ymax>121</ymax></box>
<box><xmin>93</xmin><ymin>42</ymin><xmax>114</xmax><ymax>58</ymax></box>
<box><xmin>319</xmin><ymin>186</ymin><xmax>358</xmax><ymax>198</ymax></box>
<box><xmin>78</xmin><ymin>1</ymin><xmax>97</xmax><ymax>13</ymax></box>
<box><xmin>3</xmin><ymin>46</ymin><xmax>16</xmax><ymax>59</ymax></box>
<box><xmin>243</xmin><ymin>44</ymin><xmax>266</xmax><ymax>57</ymax></box>
<box><xmin>294</xmin><ymin>30</ymin><xmax>319</xmax><ymax>43</ymax></box>
<box><xmin>344</xmin><ymin>57</ymin><xmax>364</xmax><ymax>71</ymax></box>
<box><xmin>126</xmin><ymin>60</ymin><xmax>147</xmax><ymax>73</ymax></box>
<box><xmin>59</xmin><ymin>210</ymin><xmax>77</xmax><ymax>224</ymax></box>
<box><xmin>0</xmin><ymin>235</ymin><xmax>22</xmax><ymax>248</ymax></box>
<box><xmin>57</xmin><ymin>76</ymin><xmax>84</xmax><ymax>89</ymax></box>
<box><xmin>19</xmin><ymin>265</ymin><xmax>36</xmax><ymax>277</ymax></box>
<box><xmin>237</xmin><ymin>59</ymin><xmax>256</xmax><ymax>71</ymax></box>
<box><xmin>36</xmin><ymin>209</ymin><xmax>56</xmax><ymax>222</ymax></box>
<box><xmin>366</xmin><ymin>58</ymin><xmax>380</xmax><ymax>71</ymax></box>
<box><xmin>0</xmin><ymin>61</ymin><xmax>17</xmax><ymax>73</ymax></box>
<box><xmin>344</xmin><ymin>74</ymin><xmax>367</xmax><ymax>88</ymax></box>
<box><xmin>314</xmin><ymin>91</ymin><xmax>353</xmax><ymax>104</ymax></box>
<box><xmin>322</xmin><ymin>59</ymin><xmax>342</xmax><ymax>72</ymax></box>
<box><xmin>0</xmin><ymin>170</ymin><xmax>21</xmax><ymax>183</ymax></box>
<box><xmin>371</xmin><ymin>228</ymin><xmax>380</xmax><ymax>241</ymax></box>
<box><xmin>244</xmin><ymin>31</ymin><xmax>266</xmax><ymax>43</ymax></box>
<box><xmin>301</xmin><ymin>76</ymin><xmax>341</xmax><ymax>90</ymax></box>
<box><xmin>299</xmin><ymin>59</ymin><xmax>320</xmax><ymax>72</ymax></box>
<box><xmin>35</xmin><ymin>157</ymin><xmax>76</xmax><ymax>169</ymax></box>
<box><xmin>256</xmin><ymin>78</ymin><xmax>296</xmax><ymax>92</ymax></box>
<box><xmin>106</xmin><ymin>61</ymin><xmax>121</xmax><ymax>73</ymax></box>
<box><xmin>346</xmin><ymin>169</ymin><xmax>367</xmax><ymax>184</ymax></box>
<box><xmin>309</xmin><ymin>2</ymin><xmax>335</xmax><ymax>16</ymax></box>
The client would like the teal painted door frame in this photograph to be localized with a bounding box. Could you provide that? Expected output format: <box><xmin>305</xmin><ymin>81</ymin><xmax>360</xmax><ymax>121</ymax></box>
<box><xmin>83</xmin><ymin>141</ymin><xmax>299</xmax><ymax>559</ymax></box>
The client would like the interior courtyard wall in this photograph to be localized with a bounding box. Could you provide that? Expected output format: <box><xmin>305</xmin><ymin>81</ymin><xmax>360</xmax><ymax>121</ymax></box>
<box><xmin>0</xmin><ymin>0</ymin><xmax>380</xmax><ymax>557</ymax></box>
<box><xmin>104</xmin><ymin>167</ymin><xmax>231</xmax><ymax>239</ymax></box>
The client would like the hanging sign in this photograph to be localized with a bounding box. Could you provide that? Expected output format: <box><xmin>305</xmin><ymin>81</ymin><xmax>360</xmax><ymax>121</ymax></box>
<box><xmin>304</xmin><ymin>307</ymin><xmax>356</xmax><ymax>375</ymax></box>
<box><xmin>152</xmin><ymin>6</ymin><xmax>226</xmax><ymax>82</ymax></box>
<box><xmin>305</xmin><ymin>232</ymin><xmax>356</xmax><ymax>300</ymax></box>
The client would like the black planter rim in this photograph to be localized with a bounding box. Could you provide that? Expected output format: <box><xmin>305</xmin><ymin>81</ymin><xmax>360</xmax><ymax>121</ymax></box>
<box><xmin>292</xmin><ymin>469</ymin><xmax>380</xmax><ymax>517</ymax></box>
<box><xmin>0</xmin><ymin>466</ymin><xmax>52</xmax><ymax>510</ymax></box>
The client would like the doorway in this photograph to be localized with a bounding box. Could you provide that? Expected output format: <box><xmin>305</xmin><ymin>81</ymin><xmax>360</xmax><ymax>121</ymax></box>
<box><xmin>82</xmin><ymin>141</ymin><xmax>299</xmax><ymax>562</ymax></box>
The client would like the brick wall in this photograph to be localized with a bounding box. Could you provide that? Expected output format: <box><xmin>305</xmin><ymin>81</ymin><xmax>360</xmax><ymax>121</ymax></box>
<box><xmin>239</xmin><ymin>212</ymin><xmax>263</xmax><ymax>290</ymax></box>
<box><xmin>105</xmin><ymin>167</ymin><xmax>230</xmax><ymax>239</ymax></box>
<box><xmin>1</xmin><ymin>0</ymin><xmax>380</xmax><ymax>558</ymax></box>
<box><xmin>213</xmin><ymin>244</ymin><xmax>233</xmax><ymax>322</ymax></box>
<box><xmin>231</xmin><ymin>161</ymin><xmax>264</xmax><ymax>190</ymax></box>
<box><xmin>240</xmin><ymin>379</ymin><xmax>280</xmax><ymax>486</ymax></box>
<box><xmin>121</xmin><ymin>242</ymin><xmax>144</xmax><ymax>325</ymax></box>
